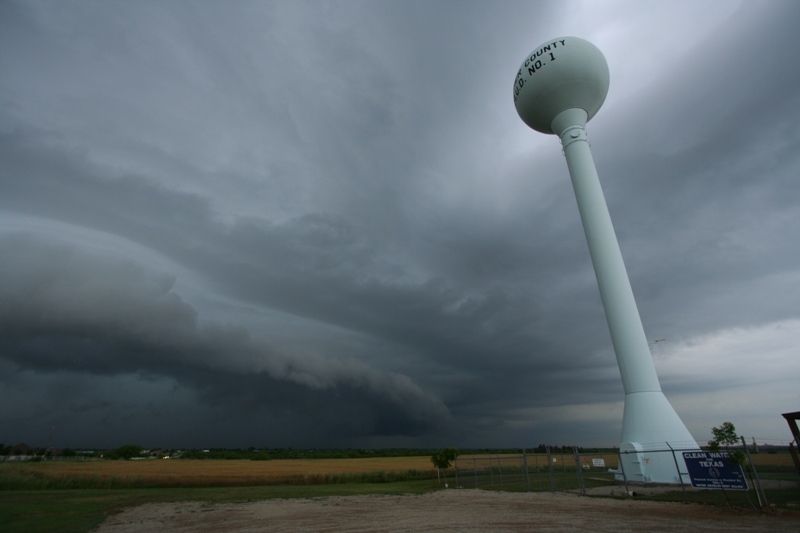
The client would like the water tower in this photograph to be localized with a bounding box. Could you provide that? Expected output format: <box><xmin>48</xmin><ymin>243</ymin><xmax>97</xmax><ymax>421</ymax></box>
<box><xmin>514</xmin><ymin>36</ymin><xmax>698</xmax><ymax>483</ymax></box>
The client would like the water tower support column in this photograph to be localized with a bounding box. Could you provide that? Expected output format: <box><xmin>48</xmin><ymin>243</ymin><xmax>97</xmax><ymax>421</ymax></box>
<box><xmin>552</xmin><ymin>108</ymin><xmax>697</xmax><ymax>483</ymax></box>
<box><xmin>552</xmin><ymin>108</ymin><xmax>661</xmax><ymax>395</ymax></box>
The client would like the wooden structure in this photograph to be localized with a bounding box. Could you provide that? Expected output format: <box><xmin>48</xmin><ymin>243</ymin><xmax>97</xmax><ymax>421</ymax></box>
<box><xmin>782</xmin><ymin>411</ymin><xmax>800</xmax><ymax>475</ymax></box>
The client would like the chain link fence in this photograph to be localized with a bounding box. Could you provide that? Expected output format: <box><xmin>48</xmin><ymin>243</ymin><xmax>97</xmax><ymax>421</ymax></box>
<box><xmin>453</xmin><ymin>444</ymin><xmax>782</xmax><ymax>510</ymax></box>
<box><xmin>454</xmin><ymin>447</ymin><xmax>614</xmax><ymax>495</ymax></box>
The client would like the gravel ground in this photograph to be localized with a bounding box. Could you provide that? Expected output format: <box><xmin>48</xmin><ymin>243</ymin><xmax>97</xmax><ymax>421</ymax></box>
<box><xmin>96</xmin><ymin>489</ymin><xmax>800</xmax><ymax>532</ymax></box>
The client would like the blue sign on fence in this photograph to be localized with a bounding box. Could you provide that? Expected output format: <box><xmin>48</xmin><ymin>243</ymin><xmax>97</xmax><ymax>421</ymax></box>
<box><xmin>682</xmin><ymin>451</ymin><xmax>748</xmax><ymax>490</ymax></box>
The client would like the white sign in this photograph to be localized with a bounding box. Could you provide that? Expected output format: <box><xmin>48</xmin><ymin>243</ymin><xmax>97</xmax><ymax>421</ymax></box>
<box><xmin>592</xmin><ymin>458</ymin><xmax>605</xmax><ymax>468</ymax></box>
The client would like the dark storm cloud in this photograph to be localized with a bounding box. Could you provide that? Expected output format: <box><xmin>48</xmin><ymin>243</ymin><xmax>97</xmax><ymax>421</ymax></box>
<box><xmin>0</xmin><ymin>130</ymin><xmax>604</xmax><ymax>428</ymax></box>
<box><xmin>2</xmin><ymin>0</ymin><xmax>798</xmax><ymax>448</ymax></box>
<box><xmin>0</xmin><ymin>234</ymin><xmax>450</xmax><ymax>443</ymax></box>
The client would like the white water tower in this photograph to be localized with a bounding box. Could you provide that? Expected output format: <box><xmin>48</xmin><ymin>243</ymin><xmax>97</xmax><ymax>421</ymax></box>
<box><xmin>514</xmin><ymin>36</ymin><xmax>699</xmax><ymax>483</ymax></box>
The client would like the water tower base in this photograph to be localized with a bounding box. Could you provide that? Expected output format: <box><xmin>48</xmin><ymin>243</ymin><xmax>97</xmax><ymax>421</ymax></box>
<box><xmin>617</xmin><ymin>391</ymin><xmax>699</xmax><ymax>483</ymax></box>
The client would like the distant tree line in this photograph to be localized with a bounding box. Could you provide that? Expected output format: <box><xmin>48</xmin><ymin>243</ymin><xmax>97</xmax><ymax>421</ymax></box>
<box><xmin>177</xmin><ymin>446</ymin><xmax>601</xmax><ymax>461</ymax></box>
<box><xmin>0</xmin><ymin>443</ymin><xmax>74</xmax><ymax>458</ymax></box>
<box><xmin>1</xmin><ymin>443</ymin><xmax>666</xmax><ymax>461</ymax></box>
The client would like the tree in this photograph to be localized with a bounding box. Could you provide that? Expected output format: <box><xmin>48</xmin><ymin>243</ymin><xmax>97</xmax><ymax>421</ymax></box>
<box><xmin>111</xmin><ymin>444</ymin><xmax>144</xmax><ymax>460</ymax></box>
<box><xmin>708</xmin><ymin>421</ymin><xmax>744</xmax><ymax>466</ymax></box>
<box><xmin>431</xmin><ymin>447</ymin><xmax>459</xmax><ymax>485</ymax></box>
<box><xmin>708</xmin><ymin>421</ymin><xmax>746</xmax><ymax>506</ymax></box>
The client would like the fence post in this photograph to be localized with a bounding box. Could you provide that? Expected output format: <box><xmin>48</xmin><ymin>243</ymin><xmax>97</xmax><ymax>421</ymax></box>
<box><xmin>741</xmin><ymin>436</ymin><xmax>768</xmax><ymax>509</ymax></box>
<box><xmin>573</xmin><ymin>447</ymin><xmax>586</xmax><ymax>495</ymax></box>
<box><xmin>497</xmin><ymin>455</ymin><xmax>504</xmax><ymax>490</ymax></box>
<box><xmin>535</xmin><ymin>453</ymin><xmax>543</xmax><ymax>490</ymax></box>
<box><xmin>617</xmin><ymin>448</ymin><xmax>630</xmax><ymax>496</ymax></box>
<box><xmin>666</xmin><ymin>443</ymin><xmax>688</xmax><ymax>503</ymax></box>
<box><xmin>523</xmin><ymin>450</ymin><xmax>531</xmax><ymax>492</ymax></box>
<box><xmin>473</xmin><ymin>457</ymin><xmax>478</xmax><ymax>489</ymax></box>
<box><xmin>547</xmin><ymin>446</ymin><xmax>556</xmax><ymax>492</ymax></box>
<box><xmin>455</xmin><ymin>457</ymin><xmax>459</xmax><ymax>488</ymax></box>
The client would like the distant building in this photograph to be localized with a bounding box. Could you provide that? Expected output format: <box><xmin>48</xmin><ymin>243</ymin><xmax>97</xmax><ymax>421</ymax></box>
<box><xmin>10</xmin><ymin>443</ymin><xmax>33</xmax><ymax>455</ymax></box>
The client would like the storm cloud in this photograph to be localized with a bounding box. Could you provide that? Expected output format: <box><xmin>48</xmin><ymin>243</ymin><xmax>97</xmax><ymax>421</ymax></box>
<box><xmin>1</xmin><ymin>0</ymin><xmax>798</xmax><ymax>449</ymax></box>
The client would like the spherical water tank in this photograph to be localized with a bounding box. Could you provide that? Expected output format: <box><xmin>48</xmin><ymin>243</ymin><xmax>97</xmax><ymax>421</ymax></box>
<box><xmin>513</xmin><ymin>36</ymin><xmax>610</xmax><ymax>134</ymax></box>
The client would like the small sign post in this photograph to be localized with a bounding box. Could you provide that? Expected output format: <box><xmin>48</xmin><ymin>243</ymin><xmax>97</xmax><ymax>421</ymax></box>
<box><xmin>682</xmin><ymin>451</ymin><xmax>748</xmax><ymax>490</ymax></box>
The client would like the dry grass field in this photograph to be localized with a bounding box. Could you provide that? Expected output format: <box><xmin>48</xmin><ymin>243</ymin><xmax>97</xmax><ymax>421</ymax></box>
<box><xmin>453</xmin><ymin>451</ymin><xmax>797</xmax><ymax>471</ymax></box>
<box><xmin>12</xmin><ymin>456</ymin><xmax>437</xmax><ymax>487</ymax></box>
<box><xmin>5</xmin><ymin>453</ymin><xmax>793</xmax><ymax>488</ymax></box>
<box><xmin>7</xmin><ymin>450</ymin><xmax>795</xmax><ymax>488</ymax></box>
<box><xmin>746</xmin><ymin>452</ymin><xmax>798</xmax><ymax>468</ymax></box>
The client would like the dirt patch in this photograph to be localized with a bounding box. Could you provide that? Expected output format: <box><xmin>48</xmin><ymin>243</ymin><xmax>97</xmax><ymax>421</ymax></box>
<box><xmin>96</xmin><ymin>489</ymin><xmax>800</xmax><ymax>532</ymax></box>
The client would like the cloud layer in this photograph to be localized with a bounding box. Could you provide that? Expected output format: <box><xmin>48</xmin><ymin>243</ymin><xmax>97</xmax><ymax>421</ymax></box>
<box><xmin>2</xmin><ymin>0</ymin><xmax>798</xmax><ymax>449</ymax></box>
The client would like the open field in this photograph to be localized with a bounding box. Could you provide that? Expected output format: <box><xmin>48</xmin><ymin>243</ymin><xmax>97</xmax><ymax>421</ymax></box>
<box><xmin>2</xmin><ymin>453</ymin><xmax>798</xmax><ymax>532</ymax></box>
<box><xmin>460</xmin><ymin>451</ymin><xmax>797</xmax><ymax>470</ymax></box>
<box><xmin>2</xmin><ymin>452</ymin><xmax>795</xmax><ymax>490</ymax></box>
<box><xmin>0</xmin><ymin>481</ymin><xmax>440</xmax><ymax>533</ymax></box>
<box><xmin>0</xmin><ymin>456</ymin><xmax>437</xmax><ymax>488</ymax></box>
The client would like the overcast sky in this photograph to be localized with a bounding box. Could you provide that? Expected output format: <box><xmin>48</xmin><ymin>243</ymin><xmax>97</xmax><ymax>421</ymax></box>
<box><xmin>2</xmin><ymin>0</ymin><xmax>798</xmax><ymax>451</ymax></box>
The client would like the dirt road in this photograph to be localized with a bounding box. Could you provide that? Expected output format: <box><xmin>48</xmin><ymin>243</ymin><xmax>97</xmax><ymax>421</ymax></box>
<box><xmin>96</xmin><ymin>489</ymin><xmax>799</xmax><ymax>532</ymax></box>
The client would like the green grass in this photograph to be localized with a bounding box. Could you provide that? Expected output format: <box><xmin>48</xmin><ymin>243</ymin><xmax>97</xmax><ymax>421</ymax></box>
<box><xmin>639</xmin><ymin>484</ymin><xmax>800</xmax><ymax>509</ymax></box>
<box><xmin>597</xmin><ymin>472</ymin><xmax>800</xmax><ymax>511</ymax></box>
<box><xmin>455</xmin><ymin>469</ymin><xmax>617</xmax><ymax>492</ymax></box>
<box><xmin>0</xmin><ymin>480</ymin><xmax>441</xmax><ymax>533</ymax></box>
<box><xmin>2</xmin><ymin>463</ymin><xmax>796</xmax><ymax>532</ymax></box>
